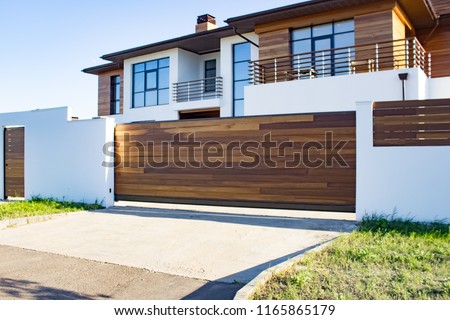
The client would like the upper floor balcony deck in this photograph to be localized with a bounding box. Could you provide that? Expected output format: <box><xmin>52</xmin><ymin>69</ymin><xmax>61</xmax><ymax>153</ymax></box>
<box><xmin>173</xmin><ymin>77</ymin><xmax>223</xmax><ymax>103</ymax></box>
<box><xmin>250</xmin><ymin>38</ymin><xmax>431</xmax><ymax>85</ymax></box>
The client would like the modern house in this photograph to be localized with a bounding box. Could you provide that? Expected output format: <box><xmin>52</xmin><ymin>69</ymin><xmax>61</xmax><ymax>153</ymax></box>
<box><xmin>83</xmin><ymin>0</ymin><xmax>450</xmax><ymax>122</ymax></box>
<box><xmin>1</xmin><ymin>0</ymin><xmax>449</xmax><ymax>222</ymax></box>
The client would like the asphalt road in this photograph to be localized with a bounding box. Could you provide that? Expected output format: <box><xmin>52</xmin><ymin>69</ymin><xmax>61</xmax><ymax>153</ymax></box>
<box><xmin>0</xmin><ymin>245</ymin><xmax>242</xmax><ymax>300</ymax></box>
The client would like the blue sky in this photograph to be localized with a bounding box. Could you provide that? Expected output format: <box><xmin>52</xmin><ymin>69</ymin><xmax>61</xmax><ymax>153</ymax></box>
<box><xmin>0</xmin><ymin>0</ymin><xmax>303</xmax><ymax>118</ymax></box>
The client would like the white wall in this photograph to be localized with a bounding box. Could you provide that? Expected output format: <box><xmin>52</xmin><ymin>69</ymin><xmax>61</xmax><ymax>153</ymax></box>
<box><xmin>356</xmin><ymin>101</ymin><xmax>450</xmax><ymax>222</ymax></box>
<box><xmin>428</xmin><ymin>76</ymin><xmax>450</xmax><ymax>99</ymax></box>
<box><xmin>245</xmin><ymin>68</ymin><xmax>429</xmax><ymax>116</ymax></box>
<box><xmin>220</xmin><ymin>33</ymin><xmax>259</xmax><ymax>118</ymax></box>
<box><xmin>0</xmin><ymin>107</ymin><xmax>115</xmax><ymax>207</ymax></box>
<box><xmin>178</xmin><ymin>49</ymin><xmax>201</xmax><ymax>83</ymax></box>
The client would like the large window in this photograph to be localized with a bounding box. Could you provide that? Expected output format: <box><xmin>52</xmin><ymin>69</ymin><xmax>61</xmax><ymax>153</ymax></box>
<box><xmin>132</xmin><ymin>58</ymin><xmax>169</xmax><ymax>108</ymax></box>
<box><xmin>291</xmin><ymin>20</ymin><xmax>355</xmax><ymax>76</ymax></box>
<box><xmin>233</xmin><ymin>42</ymin><xmax>251</xmax><ymax>117</ymax></box>
<box><xmin>110</xmin><ymin>75</ymin><xmax>120</xmax><ymax>115</ymax></box>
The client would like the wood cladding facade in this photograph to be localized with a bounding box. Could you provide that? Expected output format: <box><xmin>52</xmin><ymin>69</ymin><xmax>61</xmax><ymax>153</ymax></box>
<box><xmin>115</xmin><ymin>113</ymin><xmax>356</xmax><ymax>211</ymax></box>
<box><xmin>252</xmin><ymin>0</ymin><xmax>422</xmax><ymax>73</ymax></box>
<box><xmin>355</xmin><ymin>11</ymin><xmax>395</xmax><ymax>46</ymax></box>
<box><xmin>258</xmin><ymin>29</ymin><xmax>290</xmax><ymax>61</ymax></box>
<box><xmin>4</xmin><ymin>127</ymin><xmax>24</xmax><ymax>198</ymax></box>
<box><xmin>417</xmin><ymin>18</ymin><xmax>450</xmax><ymax>78</ymax></box>
<box><xmin>98</xmin><ymin>69</ymin><xmax>124</xmax><ymax>117</ymax></box>
<box><xmin>373</xmin><ymin>99</ymin><xmax>450</xmax><ymax>146</ymax></box>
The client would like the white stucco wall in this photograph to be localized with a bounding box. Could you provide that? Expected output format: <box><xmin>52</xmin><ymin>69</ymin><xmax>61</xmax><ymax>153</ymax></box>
<box><xmin>178</xmin><ymin>49</ymin><xmax>201</xmax><ymax>83</ymax></box>
<box><xmin>0</xmin><ymin>107</ymin><xmax>115</xmax><ymax>207</ymax></box>
<box><xmin>245</xmin><ymin>68</ymin><xmax>429</xmax><ymax>116</ymax></box>
<box><xmin>220</xmin><ymin>33</ymin><xmax>259</xmax><ymax>118</ymax></box>
<box><xmin>428</xmin><ymin>76</ymin><xmax>450</xmax><ymax>99</ymax></box>
<box><xmin>356</xmin><ymin>101</ymin><xmax>450</xmax><ymax>222</ymax></box>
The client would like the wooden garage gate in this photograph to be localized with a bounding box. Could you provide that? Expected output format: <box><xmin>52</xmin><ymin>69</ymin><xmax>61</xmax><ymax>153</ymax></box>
<box><xmin>4</xmin><ymin>127</ymin><xmax>25</xmax><ymax>198</ymax></box>
<box><xmin>115</xmin><ymin>112</ymin><xmax>356</xmax><ymax>212</ymax></box>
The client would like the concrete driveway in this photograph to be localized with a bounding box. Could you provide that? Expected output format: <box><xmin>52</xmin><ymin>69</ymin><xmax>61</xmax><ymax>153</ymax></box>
<box><xmin>0</xmin><ymin>202</ymin><xmax>355</xmax><ymax>288</ymax></box>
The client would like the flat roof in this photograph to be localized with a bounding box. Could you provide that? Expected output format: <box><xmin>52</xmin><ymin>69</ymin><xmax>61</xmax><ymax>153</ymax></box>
<box><xmin>84</xmin><ymin>0</ymin><xmax>443</xmax><ymax>75</ymax></box>
<box><xmin>225</xmin><ymin>0</ymin><xmax>436</xmax><ymax>30</ymax></box>
<box><xmin>101</xmin><ymin>26</ymin><xmax>239</xmax><ymax>63</ymax></box>
<box><xmin>225</xmin><ymin>0</ymin><xmax>381</xmax><ymax>28</ymax></box>
<box><xmin>82</xmin><ymin>62</ymin><xmax>122</xmax><ymax>75</ymax></box>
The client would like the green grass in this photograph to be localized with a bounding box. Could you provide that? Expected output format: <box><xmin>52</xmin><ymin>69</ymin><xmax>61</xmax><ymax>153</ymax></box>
<box><xmin>252</xmin><ymin>215</ymin><xmax>450</xmax><ymax>300</ymax></box>
<box><xmin>0</xmin><ymin>197</ymin><xmax>103</xmax><ymax>221</ymax></box>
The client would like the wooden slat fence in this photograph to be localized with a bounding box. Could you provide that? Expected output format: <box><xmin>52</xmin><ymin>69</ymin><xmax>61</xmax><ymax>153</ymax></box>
<box><xmin>373</xmin><ymin>99</ymin><xmax>450</xmax><ymax>146</ymax></box>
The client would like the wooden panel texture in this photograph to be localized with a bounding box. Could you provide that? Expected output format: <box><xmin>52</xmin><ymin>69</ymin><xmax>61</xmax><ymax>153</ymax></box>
<box><xmin>258</xmin><ymin>29</ymin><xmax>290</xmax><ymax>61</ymax></box>
<box><xmin>428</xmin><ymin>0</ymin><xmax>450</xmax><ymax>15</ymax></box>
<box><xmin>373</xmin><ymin>99</ymin><xmax>450</xmax><ymax>146</ymax></box>
<box><xmin>355</xmin><ymin>10</ymin><xmax>394</xmax><ymax>46</ymax></box>
<box><xmin>254</xmin><ymin>0</ymin><xmax>394</xmax><ymax>34</ymax></box>
<box><xmin>4</xmin><ymin>127</ymin><xmax>25</xmax><ymax>198</ymax></box>
<box><xmin>417</xmin><ymin>17</ymin><xmax>450</xmax><ymax>78</ymax></box>
<box><xmin>98</xmin><ymin>69</ymin><xmax>124</xmax><ymax>116</ymax></box>
<box><xmin>115</xmin><ymin>113</ymin><xmax>356</xmax><ymax>210</ymax></box>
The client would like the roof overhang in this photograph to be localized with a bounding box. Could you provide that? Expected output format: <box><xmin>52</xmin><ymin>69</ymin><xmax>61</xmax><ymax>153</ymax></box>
<box><xmin>83</xmin><ymin>0</ymin><xmax>446</xmax><ymax>76</ymax></box>
<box><xmin>225</xmin><ymin>0</ymin><xmax>382</xmax><ymax>30</ymax></box>
<box><xmin>101</xmin><ymin>26</ymin><xmax>242</xmax><ymax>63</ymax></box>
<box><xmin>397</xmin><ymin>0</ymin><xmax>436</xmax><ymax>29</ymax></box>
<box><xmin>225</xmin><ymin>0</ymin><xmax>437</xmax><ymax>30</ymax></box>
<box><xmin>427</xmin><ymin>0</ymin><xmax>450</xmax><ymax>17</ymax></box>
<box><xmin>82</xmin><ymin>62</ymin><xmax>123</xmax><ymax>75</ymax></box>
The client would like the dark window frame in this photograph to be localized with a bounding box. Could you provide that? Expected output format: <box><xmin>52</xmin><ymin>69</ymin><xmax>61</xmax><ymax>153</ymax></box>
<box><xmin>110</xmin><ymin>75</ymin><xmax>121</xmax><ymax>115</ymax></box>
<box><xmin>132</xmin><ymin>57</ymin><xmax>170</xmax><ymax>108</ymax></box>
<box><xmin>290</xmin><ymin>20</ymin><xmax>355</xmax><ymax>77</ymax></box>
<box><xmin>204</xmin><ymin>59</ymin><xmax>217</xmax><ymax>93</ymax></box>
<box><xmin>232</xmin><ymin>42</ymin><xmax>251</xmax><ymax>117</ymax></box>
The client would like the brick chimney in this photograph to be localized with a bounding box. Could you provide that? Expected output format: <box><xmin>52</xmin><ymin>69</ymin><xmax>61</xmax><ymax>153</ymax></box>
<box><xmin>196</xmin><ymin>14</ymin><xmax>217</xmax><ymax>33</ymax></box>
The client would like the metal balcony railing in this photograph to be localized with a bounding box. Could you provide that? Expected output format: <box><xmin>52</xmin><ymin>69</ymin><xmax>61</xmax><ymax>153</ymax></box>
<box><xmin>173</xmin><ymin>77</ymin><xmax>223</xmax><ymax>102</ymax></box>
<box><xmin>250</xmin><ymin>38</ymin><xmax>431</xmax><ymax>85</ymax></box>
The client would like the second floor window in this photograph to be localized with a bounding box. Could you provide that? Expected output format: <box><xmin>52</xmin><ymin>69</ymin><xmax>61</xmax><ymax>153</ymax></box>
<box><xmin>291</xmin><ymin>20</ymin><xmax>354</xmax><ymax>77</ymax></box>
<box><xmin>233</xmin><ymin>42</ymin><xmax>251</xmax><ymax>117</ymax></box>
<box><xmin>204</xmin><ymin>59</ymin><xmax>217</xmax><ymax>93</ymax></box>
<box><xmin>110</xmin><ymin>75</ymin><xmax>121</xmax><ymax>115</ymax></box>
<box><xmin>132</xmin><ymin>57</ymin><xmax>169</xmax><ymax>108</ymax></box>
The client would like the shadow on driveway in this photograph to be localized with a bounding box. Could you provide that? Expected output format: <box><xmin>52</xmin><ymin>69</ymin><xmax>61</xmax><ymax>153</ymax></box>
<box><xmin>101</xmin><ymin>206</ymin><xmax>356</xmax><ymax>233</ymax></box>
<box><xmin>0</xmin><ymin>278</ymin><xmax>110</xmax><ymax>300</ymax></box>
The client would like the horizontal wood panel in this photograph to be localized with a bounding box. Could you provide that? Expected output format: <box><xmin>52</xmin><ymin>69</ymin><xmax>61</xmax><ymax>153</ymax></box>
<box><xmin>258</xmin><ymin>28</ymin><xmax>290</xmax><ymax>62</ymax></box>
<box><xmin>254</xmin><ymin>0</ymin><xmax>394</xmax><ymax>34</ymax></box>
<box><xmin>98</xmin><ymin>69</ymin><xmax>124</xmax><ymax>116</ymax></box>
<box><xmin>417</xmin><ymin>18</ymin><xmax>450</xmax><ymax>78</ymax></box>
<box><xmin>373</xmin><ymin>99</ymin><xmax>450</xmax><ymax>147</ymax></box>
<box><xmin>115</xmin><ymin>113</ymin><xmax>356</xmax><ymax>210</ymax></box>
<box><xmin>4</xmin><ymin>127</ymin><xmax>25</xmax><ymax>198</ymax></box>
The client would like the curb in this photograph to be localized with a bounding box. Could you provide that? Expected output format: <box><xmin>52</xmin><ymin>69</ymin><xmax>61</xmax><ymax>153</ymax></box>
<box><xmin>234</xmin><ymin>239</ymin><xmax>336</xmax><ymax>300</ymax></box>
<box><xmin>0</xmin><ymin>211</ymin><xmax>87</xmax><ymax>230</ymax></box>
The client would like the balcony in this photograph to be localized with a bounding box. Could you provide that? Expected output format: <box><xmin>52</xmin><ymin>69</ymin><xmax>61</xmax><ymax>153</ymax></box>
<box><xmin>250</xmin><ymin>38</ymin><xmax>431</xmax><ymax>85</ymax></box>
<box><xmin>173</xmin><ymin>77</ymin><xmax>223</xmax><ymax>103</ymax></box>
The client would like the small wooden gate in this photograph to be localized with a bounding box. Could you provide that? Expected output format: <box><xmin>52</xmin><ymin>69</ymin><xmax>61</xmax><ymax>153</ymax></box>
<box><xmin>4</xmin><ymin>127</ymin><xmax>25</xmax><ymax>198</ymax></box>
<box><xmin>115</xmin><ymin>112</ymin><xmax>356</xmax><ymax>212</ymax></box>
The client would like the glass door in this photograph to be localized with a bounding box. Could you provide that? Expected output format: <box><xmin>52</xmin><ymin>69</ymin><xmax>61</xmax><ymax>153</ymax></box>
<box><xmin>313</xmin><ymin>36</ymin><xmax>332</xmax><ymax>77</ymax></box>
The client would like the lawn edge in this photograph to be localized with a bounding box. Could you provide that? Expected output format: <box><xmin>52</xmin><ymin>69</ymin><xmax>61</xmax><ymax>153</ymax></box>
<box><xmin>233</xmin><ymin>237</ymin><xmax>340</xmax><ymax>300</ymax></box>
<box><xmin>0</xmin><ymin>211</ymin><xmax>89</xmax><ymax>230</ymax></box>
